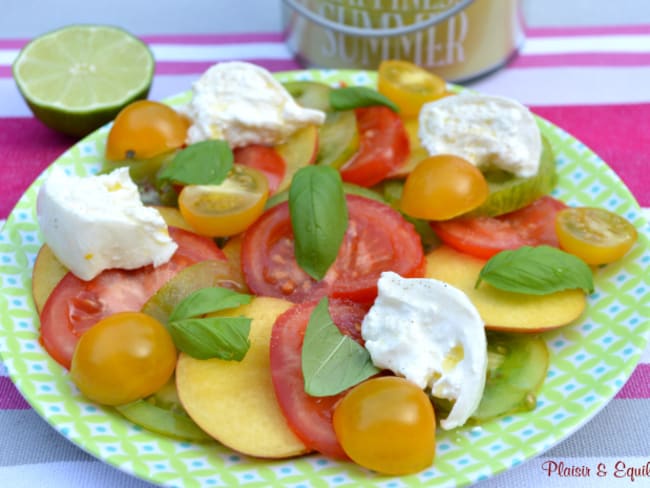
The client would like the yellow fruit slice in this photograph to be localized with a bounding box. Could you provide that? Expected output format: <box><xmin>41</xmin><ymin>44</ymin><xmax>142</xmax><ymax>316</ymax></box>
<box><xmin>176</xmin><ymin>297</ymin><xmax>310</xmax><ymax>458</ymax></box>
<box><xmin>425</xmin><ymin>245</ymin><xmax>586</xmax><ymax>332</ymax></box>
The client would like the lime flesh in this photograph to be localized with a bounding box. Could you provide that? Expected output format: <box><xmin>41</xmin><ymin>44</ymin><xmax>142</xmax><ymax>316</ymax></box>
<box><xmin>13</xmin><ymin>25</ymin><xmax>154</xmax><ymax>137</ymax></box>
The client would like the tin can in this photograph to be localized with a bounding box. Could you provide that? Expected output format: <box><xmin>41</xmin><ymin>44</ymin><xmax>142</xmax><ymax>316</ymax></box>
<box><xmin>282</xmin><ymin>0</ymin><xmax>524</xmax><ymax>83</ymax></box>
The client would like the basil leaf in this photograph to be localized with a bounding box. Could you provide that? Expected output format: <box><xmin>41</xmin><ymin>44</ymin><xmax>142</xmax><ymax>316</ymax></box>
<box><xmin>476</xmin><ymin>245</ymin><xmax>594</xmax><ymax>295</ymax></box>
<box><xmin>301</xmin><ymin>298</ymin><xmax>379</xmax><ymax>397</ymax></box>
<box><xmin>169</xmin><ymin>287</ymin><xmax>252</xmax><ymax>322</ymax></box>
<box><xmin>289</xmin><ymin>165</ymin><xmax>348</xmax><ymax>280</ymax></box>
<box><xmin>157</xmin><ymin>140</ymin><xmax>233</xmax><ymax>185</ymax></box>
<box><xmin>330</xmin><ymin>86</ymin><xmax>399</xmax><ymax>113</ymax></box>
<box><xmin>169</xmin><ymin>316</ymin><xmax>251</xmax><ymax>360</ymax></box>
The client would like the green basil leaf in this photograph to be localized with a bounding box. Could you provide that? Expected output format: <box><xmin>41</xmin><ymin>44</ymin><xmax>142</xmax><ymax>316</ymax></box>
<box><xmin>301</xmin><ymin>298</ymin><xmax>379</xmax><ymax>397</ymax></box>
<box><xmin>157</xmin><ymin>140</ymin><xmax>233</xmax><ymax>185</ymax></box>
<box><xmin>289</xmin><ymin>165</ymin><xmax>348</xmax><ymax>280</ymax></box>
<box><xmin>169</xmin><ymin>316</ymin><xmax>251</xmax><ymax>360</ymax></box>
<box><xmin>476</xmin><ymin>245</ymin><xmax>594</xmax><ymax>295</ymax></box>
<box><xmin>330</xmin><ymin>86</ymin><xmax>399</xmax><ymax>113</ymax></box>
<box><xmin>169</xmin><ymin>287</ymin><xmax>252</xmax><ymax>322</ymax></box>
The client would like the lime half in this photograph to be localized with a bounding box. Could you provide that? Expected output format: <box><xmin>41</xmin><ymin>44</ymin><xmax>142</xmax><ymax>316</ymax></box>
<box><xmin>13</xmin><ymin>25</ymin><xmax>154</xmax><ymax>137</ymax></box>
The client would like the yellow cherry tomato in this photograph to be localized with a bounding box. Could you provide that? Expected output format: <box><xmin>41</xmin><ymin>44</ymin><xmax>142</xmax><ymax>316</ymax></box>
<box><xmin>555</xmin><ymin>207</ymin><xmax>638</xmax><ymax>265</ymax></box>
<box><xmin>400</xmin><ymin>155</ymin><xmax>489</xmax><ymax>220</ymax></box>
<box><xmin>378</xmin><ymin>60</ymin><xmax>447</xmax><ymax>118</ymax></box>
<box><xmin>333</xmin><ymin>376</ymin><xmax>436</xmax><ymax>475</ymax></box>
<box><xmin>105</xmin><ymin>100</ymin><xmax>189</xmax><ymax>161</ymax></box>
<box><xmin>178</xmin><ymin>165</ymin><xmax>269</xmax><ymax>237</ymax></box>
<box><xmin>70</xmin><ymin>312</ymin><xmax>177</xmax><ymax>406</ymax></box>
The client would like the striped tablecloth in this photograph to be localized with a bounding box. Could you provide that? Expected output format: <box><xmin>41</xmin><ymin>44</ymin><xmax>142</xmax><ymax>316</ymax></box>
<box><xmin>1</xmin><ymin>25</ymin><xmax>649</xmax><ymax>488</ymax></box>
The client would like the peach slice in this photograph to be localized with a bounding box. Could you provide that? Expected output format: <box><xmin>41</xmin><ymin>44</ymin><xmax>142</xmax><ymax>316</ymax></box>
<box><xmin>175</xmin><ymin>296</ymin><xmax>310</xmax><ymax>458</ymax></box>
<box><xmin>32</xmin><ymin>244</ymin><xmax>68</xmax><ymax>313</ymax></box>
<box><xmin>425</xmin><ymin>245</ymin><xmax>587</xmax><ymax>332</ymax></box>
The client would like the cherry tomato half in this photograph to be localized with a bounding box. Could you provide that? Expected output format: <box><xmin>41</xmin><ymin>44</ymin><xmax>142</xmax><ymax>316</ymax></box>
<box><xmin>431</xmin><ymin>196</ymin><xmax>567</xmax><ymax>259</ymax></box>
<box><xmin>105</xmin><ymin>100</ymin><xmax>189</xmax><ymax>161</ymax></box>
<box><xmin>234</xmin><ymin>145</ymin><xmax>286</xmax><ymax>194</ymax></box>
<box><xmin>555</xmin><ymin>207</ymin><xmax>638</xmax><ymax>265</ymax></box>
<box><xmin>270</xmin><ymin>299</ymin><xmax>368</xmax><ymax>460</ymax></box>
<box><xmin>333</xmin><ymin>376</ymin><xmax>436</xmax><ymax>475</ymax></box>
<box><xmin>339</xmin><ymin>106</ymin><xmax>410</xmax><ymax>187</ymax></box>
<box><xmin>178</xmin><ymin>165</ymin><xmax>269</xmax><ymax>237</ymax></box>
<box><xmin>70</xmin><ymin>312</ymin><xmax>176</xmax><ymax>406</ymax></box>
<box><xmin>400</xmin><ymin>155</ymin><xmax>489</xmax><ymax>220</ymax></box>
<box><xmin>378</xmin><ymin>59</ymin><xmax>447</xmax><ymax>118</ymax></box>
<box><xmin>40</xmin><ymin>227</ymin><xmax>225</xmax><ymax>369</ymax></box>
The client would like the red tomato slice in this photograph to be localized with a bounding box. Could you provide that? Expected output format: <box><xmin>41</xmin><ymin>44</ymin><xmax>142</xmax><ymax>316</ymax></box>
<box><xmin>339</xmin><ymin>106</ymin><xmax>410</xmax><ymax>187</ymax></box>
<box><xmin>234</xmin><ymin>144</ymin><xmax>286</xmax><ymax>194</ymax></box>
<box><xmin>241</xmin><ymin>194</ymin><xmax>425</xmax><ymax>304</ymax></box>
<box><xmin>270</xmin><ymin>299</ymin><xmax>367</xmax><ymax>460</ymax></box>
<box><xmin>431</xmin><ymin>196</ymin><xmax>568</xmax><ymax>259</ymax></box>
<box><xmin>39</xmin><ymin>227</ymin><xmax>225</xmax><ymax>369</ymax></box>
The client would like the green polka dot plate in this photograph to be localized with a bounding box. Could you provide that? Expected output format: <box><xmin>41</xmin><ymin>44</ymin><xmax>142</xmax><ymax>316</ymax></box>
<box><xmin>0</xmin><ymin>70</ymin><xmax>649</xmax><ymax>488</ymax></box>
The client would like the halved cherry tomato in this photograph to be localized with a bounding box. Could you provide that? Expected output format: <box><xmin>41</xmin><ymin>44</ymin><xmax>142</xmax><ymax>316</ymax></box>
<box><xmin>339</xmin><ymin>106</ymin><xmax>410</xmax><ymax>187</ymax></box>
<box><xmin>431</xmin><ymin>196</ymin><xmax>567</xmax><ymax>259</ymax></box>
<box><xmin>40</xmin><ymin>227</ymin><xmax>224</xmax><ymax>369</ymax></box>
<box><xmin>178</xmin><ymin>165</ymin><xmax>269</xmax><ymax>237</ymax></box>
<box><xmin>70</xmin><ymin>312</ymin><xmax>176</xmax><ymax>406</ymax></box>
<box><xmin>234</xmin><ymin>145</ymin><xmax>286</xmax><ymax>194</ymax></box>
<box><xmin>105</xmin><ymin>100</ymin><xmax>189</xmax><ymax>161</ymax></box>
<box><xmin>400</xmin><ymin>155</ymin><xmax>489</xmax><ymax>220</ymax></box>
<box><xmin>333</xmin><ymin>376</ymin><xmax>436</xmax><ymax>475</ymax></box>
<box><xmin>270</xmin><ymin>299</ymin><xmax>368</xmax><ymax>460</ymax></box>
<box><xmin>378</xmin><ymin>59</ymin><xmax>447</xmax><ymax>118</ymax></box>
<box><xmin>241</xmin><ymin>194</ymin><xmax>425</xmax><ymax>304</ymax></box>
<box><xmin>556</xmin><ymin>207</ymin><xmax>638</xmax><ymax>264</ymax></box>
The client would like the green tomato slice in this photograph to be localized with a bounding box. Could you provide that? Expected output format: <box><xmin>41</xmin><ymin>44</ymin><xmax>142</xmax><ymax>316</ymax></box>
<box><xmin>434</xmin><ymin>331</ymin><xmax>549</xmax><ymax>425</ymax></box>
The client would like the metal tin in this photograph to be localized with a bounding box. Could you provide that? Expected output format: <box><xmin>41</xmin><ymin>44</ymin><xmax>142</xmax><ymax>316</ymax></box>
<box><xmin>282</xmin><ymin>0</ymin><xmax>525</xmax><ymax>83</ymax></box>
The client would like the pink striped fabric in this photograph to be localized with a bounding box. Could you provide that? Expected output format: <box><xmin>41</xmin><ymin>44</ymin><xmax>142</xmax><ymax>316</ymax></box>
<box><xmin>616</xmin><ymin>364</ymin><xmax>650</xmax><ymax>399</ymax></box>
<box><xmin>153</xmin><ymin>59</ymin><xmax>300</xmax><ymax>75</ymax></box>
<box><xmin>525</xmin><ymin>24</ymin><xmax>650</xmax><ymax>36</ymax></box>
<box><xmin>511</xmin><ymin>52</ymin><xmax>650</xmax><ymax>68</ymax></box>
<box><xmin>0</xmin><ymin>377</ymin><xmax>30</xmax><ymax>409</ymax></box>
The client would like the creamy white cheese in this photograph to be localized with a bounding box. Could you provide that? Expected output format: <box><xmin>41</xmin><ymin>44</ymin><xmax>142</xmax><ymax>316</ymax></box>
<box><xmin>37</xmin><ymin>167</ymin><xmax>178</xmax><ymax>281</ymax></box>
<box><xmin>418</xmin><ymin>93</ymin><xmax>542</xmax><ymax>178</ymax></box>
<box><xmin>361</xmin><ymin>271</ymin><xmax>487</xmax><ymax>430</ymax></box>
<box><xmin>183</xmin><ymin>61</ymin><xmax>325</xmax><ymax>148</ymax></box>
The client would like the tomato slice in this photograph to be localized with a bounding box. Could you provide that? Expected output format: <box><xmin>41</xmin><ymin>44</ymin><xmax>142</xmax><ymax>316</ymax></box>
<box><xmin>241</xmin><ymin>194</ymin><xmax>425</xmax><ymax>304</ymax></box>
<box><xmin>233</xmin><ymin>145</ymin><xmax>286</xmax><ymax>194</ymax></box>
<box><xmin>431</xmin><ymin>196</ymin><xmax>567</xmax><ymax>259</ymax></box>
<box><xmin>270</xmin><ymin>299</ymin><xmax>367</xmax><ymax>460</ymax></box>
<box><xmin>339</xmin><ymin>106</ymin><xmax>410</xmax><ymax>187</ymax></box>
<box><xmin>39</xmin><ymin>227</ymin><xmax>225</xmax><ymax>369</ymax></box>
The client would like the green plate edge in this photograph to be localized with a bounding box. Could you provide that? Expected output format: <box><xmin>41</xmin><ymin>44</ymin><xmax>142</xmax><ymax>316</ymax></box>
<box><xmin>0</xmin><ymin>69</ymin><xmax>648</xmax><ymax>488</ymax></box>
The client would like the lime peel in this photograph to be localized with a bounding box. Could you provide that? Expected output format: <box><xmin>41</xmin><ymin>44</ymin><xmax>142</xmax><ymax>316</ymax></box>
<box><xmin>13</xmin><ymin>24</ymin><xmax>155</xmax><ymax>137</ymax></box>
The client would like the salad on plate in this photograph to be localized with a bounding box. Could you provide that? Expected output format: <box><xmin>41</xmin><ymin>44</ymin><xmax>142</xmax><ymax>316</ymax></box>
<box><xmin>21</xmin><ymin>59</ymin><xmax>646</xmax><ymax>483</ymax></box>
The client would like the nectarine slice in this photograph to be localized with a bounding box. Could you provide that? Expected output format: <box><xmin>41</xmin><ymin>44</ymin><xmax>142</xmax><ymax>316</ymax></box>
<box><xmin>425</xmin><ymin>245</ymin><xmax>586</xmax><ymax>332</ymax></box>
<box><xmin>176</xmin><ymin>296</ymin><xmax>310</xmax><ymax>458</ymax></box>
<box><xmin>32</xmin><ymin>244</ymin><xmax>68</xmax><ymax>313</ymax></box>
